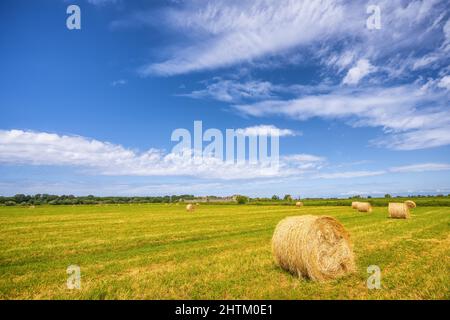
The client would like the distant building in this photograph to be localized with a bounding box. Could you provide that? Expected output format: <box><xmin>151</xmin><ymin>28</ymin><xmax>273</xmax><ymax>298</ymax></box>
<box><xmin>182</xmin><ymin>196</ymin><xmax>238</xmax><ymax>203</ymax></box>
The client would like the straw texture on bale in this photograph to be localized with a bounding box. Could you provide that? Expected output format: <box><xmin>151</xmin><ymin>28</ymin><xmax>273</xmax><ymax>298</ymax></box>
<box><xmin>389</xmin><ymin>203</ymin><xmax>410</xmax><ymax>219</ymax></box>
<box><xmin>404</xmin><ymin>200</ymin><xmax>416</xmax><ymax>209</ymax></box>
<box><xmin>272</xmin><ymin>215</ymin><xmax>355</xmax><ymax>281</ymax></box>
<box><xmin>356</xmin><ymin>202</ymin><xmax>372</xmax><ymax>213</ymax></box>
<box><xmin>295</xmin><ymin>202</ymin><xmax>304</xmax><ymax>207</ymax></box>
<box><xmin>351</xmin><ymin>202</ymin><xmax>360</xmax><ymax>209</ymax></box>
<box><xmin>186</xmin><ymin>204</ymin><xmax>195</xmax><ymax>212</ymax></box>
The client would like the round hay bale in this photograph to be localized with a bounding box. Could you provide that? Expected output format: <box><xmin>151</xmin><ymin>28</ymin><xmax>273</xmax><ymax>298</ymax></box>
<box><xmin>404</xmin><ymin>200</ymin><xmax>416</xmax><ymax>209</ymax></box>
<box><xmin>389</xmin><ymin>203</ymin><xmax>410</xmax><ymax>219</ymax></box>
<box><xmin>351</xmin><ymin>202</ymin><xmax>360</xmax><ymax>209</ymax></box>
<box><xmin>272</xmin><ymin>215</ymin><xmax>355</xmax><ymax>281</ymax></box>
<box><xmin>295</xmin><ymin>202</ymin><xmax>304</xmax><ymax>207</ymax></box>
<box><xmin>186</xmin><ymin>204</ymin><xmax>195</xmax><ymax>212</ymax></box>
<box><xmin>29</xmin><ymin>205</ymin><xmax>35</xmax><ymax>209</ymax></box>
<box><xmin>356</xmin><ymin>202</ymin><xmax>372</xmax><ymax>213</ymax></box>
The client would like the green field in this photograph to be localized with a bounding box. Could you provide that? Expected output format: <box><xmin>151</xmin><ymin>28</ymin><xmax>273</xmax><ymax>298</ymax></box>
<box><xmin>0</xmin><ymin>204</ymin><xmax>448</xmax><ymax>300</ymax></box>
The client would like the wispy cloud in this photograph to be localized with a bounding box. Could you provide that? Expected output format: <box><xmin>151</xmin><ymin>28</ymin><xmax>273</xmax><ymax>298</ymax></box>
<box><xmin>179</xmin><ymin>79</ymin><xmax>273</xmax><ymax>103</ymax></box>
<box><xmin>0</xmin><ymin>130</ymin><xmax>316</xmax><ymax>180</ymax></box>
<box><xmin>235</xmin><ymin>125</ymin><xmax>298</xmax><ymax>137</ymax></box>
<box><xmin>390</xmin><ymin>163</ymin><xmax>450</xmax><ymax>173</ymax></box>
<box><xmin>87</xmin><ymin>0</ymin><xmax>118</xmax><ymax>6</ymax></box>
<box><xmin>315</xmin><ymin>162</ymin><xmax>450</xmax><ymax>179</ymax></box>
<box><xmin>314</xmin><ymin>170</ymin><xmax>386</xmax><ymax>179</ymax></box>
<box><xmin>139</xmin><ymin>0</ymin><xmax>354</xmax><ymax>76</ymax></box>
<box><xmin>342</xmin><ymin>59</ymin><xmax>376</xmax><ymax>85</ymax></box>
<box><xmin>135</xmin><ymin>0</ymin><xmax>448</xmax><ymax>80</ymax></box>
<box><xmin>111</xmin><ymin>79</ymin><xmax>127</xmax><ymax>87</ymax></box>
<box><xmin>234</xmin><ymin>84</ymin><xmax>450</xmax><ymax>150</ymax></box>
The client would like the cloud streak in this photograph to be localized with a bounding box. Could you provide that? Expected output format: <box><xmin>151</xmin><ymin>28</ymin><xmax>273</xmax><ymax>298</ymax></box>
<box><xmin>140</xmin><ymin>0</ymin><xmax>354</xmax><ymax>76</ymax></box>
<box><xmin>234</xmin><ymin>84</ymin><xmax>450</xmax><ymax>150</ymax></box>
<box><xmin>136</xmin><ymin>0</ymin><xmax>449</xmax><ymax>80</ymax></box>
<box><xmin>0</xmin><ymin>130</ymin><xmax>317</xmax><ymax>180</ymax></box>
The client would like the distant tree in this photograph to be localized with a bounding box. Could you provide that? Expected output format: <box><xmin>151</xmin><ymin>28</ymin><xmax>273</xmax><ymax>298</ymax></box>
<box><xmin>384</xmin><ymin>194</ymin><xmax>392</xmax><ymax>198</ymax></box>
<box><xmin>272</xmin><ymin>195</ymin><xmax>280</xmax><ymax>201</ymax></box>
<box><xmin>283</xmin><ymin>194</ymin><xmax>293</xmax><ymax>202</ymax></box>
<box><xmin>236</xmin><ymin>195</ymin><xmax>249</xmax><ymax>204</ymax></box>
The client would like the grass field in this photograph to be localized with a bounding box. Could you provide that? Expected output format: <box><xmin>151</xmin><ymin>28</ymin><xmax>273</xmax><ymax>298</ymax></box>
<box><xmin>0</xmin><ymin>204</ymin><xmax>448</xmax><ymax>300</ymax></box>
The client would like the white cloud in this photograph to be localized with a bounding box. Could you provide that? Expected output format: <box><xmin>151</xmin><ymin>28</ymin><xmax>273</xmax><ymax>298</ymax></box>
<box><xmin>180</xmin><ymin>78</ymin><xmax>336</xmax><ymax>103</ymax></box>
<box><xmin>87</xmin><ymin>0</ymin><xmax>118</xmax><ymax>6</ymax></box>
<box><xmin>313</xmin><ymin>162</ymin><xmax>450</xmax><ymax>179</ymax></box>
<box><xmin>443</xmin><ymin>19</ymin><xmax>450</xmax><ymax>42</ymax></box>
<box><xmin>111</xmin><ymin>79</ymin><xmax>127</xmax><ymax>87</ymax></box>
<box><xmin>140</xmin><ymin>0</ymin><xmax>354</xmax><ymax>76</ymax></box>
<box><xmin>326</xmin><ymin>50</ymin><xmax>356</xmax><ymax>72</ymax></box>
<box><xmin>315</xmin><ymin>170</ymin><xmax>386</xmax><ymax>179</ymax></box>
<box><xmin>342</xmin><ymin>59</ymin><xmax>376</xmax><ymax>85</ymax></box>
<box><xmin>234</xmin><ymin>84</ymin><xmax>450</xmax><ymax>150</ymax></box>
<box><xmin>390</xmin><ymin>163</ymin><xmax>450</xmax><ymax>173</ymax></box>
<box><xmin>134</xmin><ymin>0</ymin><xmax>448</xmax><ymax>78</ymax></box>
<box><xmin>0</xmin><ymin>130</ymin><xmax>317</xmax><ymax>180</ymax></box>
<box><xmin>374</xmin><ymin>127</ymin><xmax>450</xmax><ymax>150</ymax></box>
<box><xmin>235</xmin><ymin>125</ymin><xmax>298</xmax><ymax>137</ymax></box>
<box><xmin>437</xmin><ymin>75</ymin><xmax>450</xmax><ymax>90</ymax></box>
<box><xmin>180</xmin><ymin>79</ymin><xmax>273</xmax><ymax>102</ymax></box>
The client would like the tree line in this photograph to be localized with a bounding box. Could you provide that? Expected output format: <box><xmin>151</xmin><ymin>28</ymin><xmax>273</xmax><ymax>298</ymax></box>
<box><xmin>0</xmin><ymin>194</ymin><xmax>196</xmax><ymax>206</ymax></box>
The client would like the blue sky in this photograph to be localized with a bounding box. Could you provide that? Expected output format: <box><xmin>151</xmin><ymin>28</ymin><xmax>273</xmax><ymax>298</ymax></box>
<box><xmin>0</xmin><ymin>0</ymin><xmax>449</xmax><ymax>197</ymax></box>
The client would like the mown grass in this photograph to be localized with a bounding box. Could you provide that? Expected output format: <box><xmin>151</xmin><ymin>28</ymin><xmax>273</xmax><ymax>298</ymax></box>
<box><xmin>0</xmin><ymin>204</ymin><xmax>448</xmax><ymax>300</ymax></box>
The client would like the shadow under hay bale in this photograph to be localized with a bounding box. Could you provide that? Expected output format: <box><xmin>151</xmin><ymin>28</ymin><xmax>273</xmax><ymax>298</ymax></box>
<box><xmin>356</xmin><ymin>202</ymin><xmax>372</xmax><ymax>213</ymax></box>
<box><xmin>389</xmin><ymin>203</ymin><xmax>410</xmax><ymax>219</ymax></box>
<box><xmin>272</xmin><ymin>215</ymin><xmax>355</xmax><ymax>282</ymax></box>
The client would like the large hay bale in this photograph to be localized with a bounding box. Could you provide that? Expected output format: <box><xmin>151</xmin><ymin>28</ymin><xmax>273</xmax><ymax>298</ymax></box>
<box><xmin>351</xmin><ymin>202</ymin><xmax>360</xmax><ymax>209</ymax></box>
<box><xmin>389</xmin><ymin>203</ymin><xmax>410</xmax><ymax>219</ymax></box>
<box><xmin>272</xmin><ymin>215</ymin><xmax>355</xmax><ymax>281</ymax></box>
<box><xmin>404</xmin><ymin>200</ymin><xmax>416</xmax><ymax>209</ymax></box>
<box><xmin>356</xmin><ymin>202</ymin><xmax>372</xmax><ymax>213</ymax></box>
<box><xmin>295</xmin><ymin>202</ymin><xmax>304</xmax><ymax>207</ymax></box>
<box><xmin>186</xmin><ymin>204</ymin><xmax>195</xmax><ymax>212</ymax></box>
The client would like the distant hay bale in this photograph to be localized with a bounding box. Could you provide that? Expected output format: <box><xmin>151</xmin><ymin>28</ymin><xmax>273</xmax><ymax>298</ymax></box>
<box><xmin>196</xmin><ymin>203</ymin><xmax>200</xmax><ymax>206</ymax></box>
<box><xmin>295</xmin><ymin>202</ymin><xmax>304</xmax><ymax>207</ymax></box>
<box><xmin>29</xmin><ymin>205</ymin><xmax>35</xmax><ymax>209</ymax></box>
<box><xmin>272</xmin><ymin>215</ymin><xmax>355</xmax><ymax>281</ymax></box>
<box><xmin>351</xmin><ymin>202</ymin><xmax>360</xmax><ymax>209</ymax></box>
<box><xmin>389</xmin><ymin>203</ymin><xmax>410</xmax><ymax>219</ymax></box>
<box><xmin>186</xmin><ymin>204</ymin><xmax>195</xmax><ymax>212</ymax></box>
<box><xmin>356</xmin><ymin>202</ymin><xmax>372</xmax><ymax>213</ymax></box>
<box><xmin>404</xmin><ymin>200</ymin><xmax>416</xmax><ymax>209</ymax></box>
